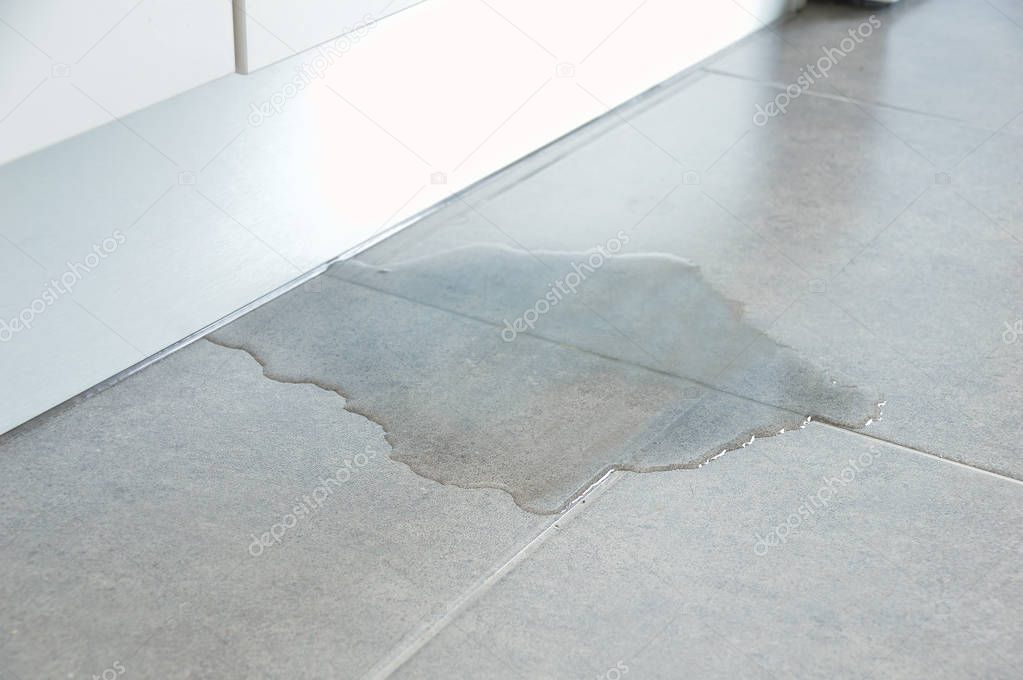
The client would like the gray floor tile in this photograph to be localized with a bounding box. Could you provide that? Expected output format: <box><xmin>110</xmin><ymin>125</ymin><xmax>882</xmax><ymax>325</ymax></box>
<box><xmin>770</xmin><ymin>187</ymin><xmax>1023</xmax><ymax>476</ymax></box>
<box><xmin>956</xmin><ymin>131</ymin><xmax>1023</xmax><ymax>243</ymax></box>
<box><xmin>861</xmin><ymin>104</ymin><xmax>996</xmax><ymax>169</ymax></box>
<box><xmin>0</xmin><ymin>341</ymin><xmax>545</xmax><ymax>678</ymax></box>
<box><xmin>395</xmin><ymin>425</ymin><xmax>1023</xmax><ymax>679</ymax></box>
<box><xmin>361</xmin><ymin>70</ymin><xmax>940</xmax><ymax>307</ymax></box>
<box><xmin>390</xmin><ymin>623</ymin><xmax>531</xmax><ymax>680</ymax></box>
<box><xmin>708</xmin><ymin>0</ymin><xmax>1023</xmax><ymax>130</ymax></box>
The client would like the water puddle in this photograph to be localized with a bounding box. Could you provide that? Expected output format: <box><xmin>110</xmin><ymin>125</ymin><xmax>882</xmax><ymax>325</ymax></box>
<box><xmin>210</xmin><ymin>245</ymin><xmax>879</xmax><ymax>514</ymax></box>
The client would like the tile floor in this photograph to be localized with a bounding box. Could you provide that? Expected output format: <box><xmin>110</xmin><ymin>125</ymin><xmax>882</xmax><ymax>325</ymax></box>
<box><xmin>2</xmin><ymin>0</ymin><xmax>1022</xmax><ymax>678</ymax></box>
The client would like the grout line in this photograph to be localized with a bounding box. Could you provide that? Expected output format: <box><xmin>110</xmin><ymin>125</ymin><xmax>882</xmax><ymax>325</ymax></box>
<box><xmin>819</xmin><ymin>422</ymin><xmax>1023</xmax><ymax>486</ymax></box>
<box><xmin>363</xmin><ymin>470</ymin><xmax>625</xmax><ymax>679</ymax></box>
<box><xmin>701</xmin><ymin>67</ymin><xmax>994</xmax><ymax>130</ymax></box>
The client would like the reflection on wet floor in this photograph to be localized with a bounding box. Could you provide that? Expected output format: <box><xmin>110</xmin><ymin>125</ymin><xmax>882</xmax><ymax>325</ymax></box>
<box><xmin>211</xmin><ymin>243</ymin><xmax>879</xmax><ymax>514</ymax></box>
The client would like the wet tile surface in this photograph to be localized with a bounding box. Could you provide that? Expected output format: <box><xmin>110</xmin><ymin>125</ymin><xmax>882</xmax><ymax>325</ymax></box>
<box><xmin>2</xmin><ymin>0</ymin><xmax>1022</xmax><ymax>677</ymax></box>
<box><xmin>211</xmin><ymin>246</ymin><xmax>876</xmax><ymax>515</ymax></box>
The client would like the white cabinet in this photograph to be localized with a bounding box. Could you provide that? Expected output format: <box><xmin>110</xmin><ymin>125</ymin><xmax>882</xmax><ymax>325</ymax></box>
<box><xmin>0</xmin><ymin>0</ymin><xmax>235</xmax><ymax>165</ymax></box>
<box><xmin>234</xmin><ymin>0</ymin><xmax>425</xmax><ymax>73</ymax></box>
